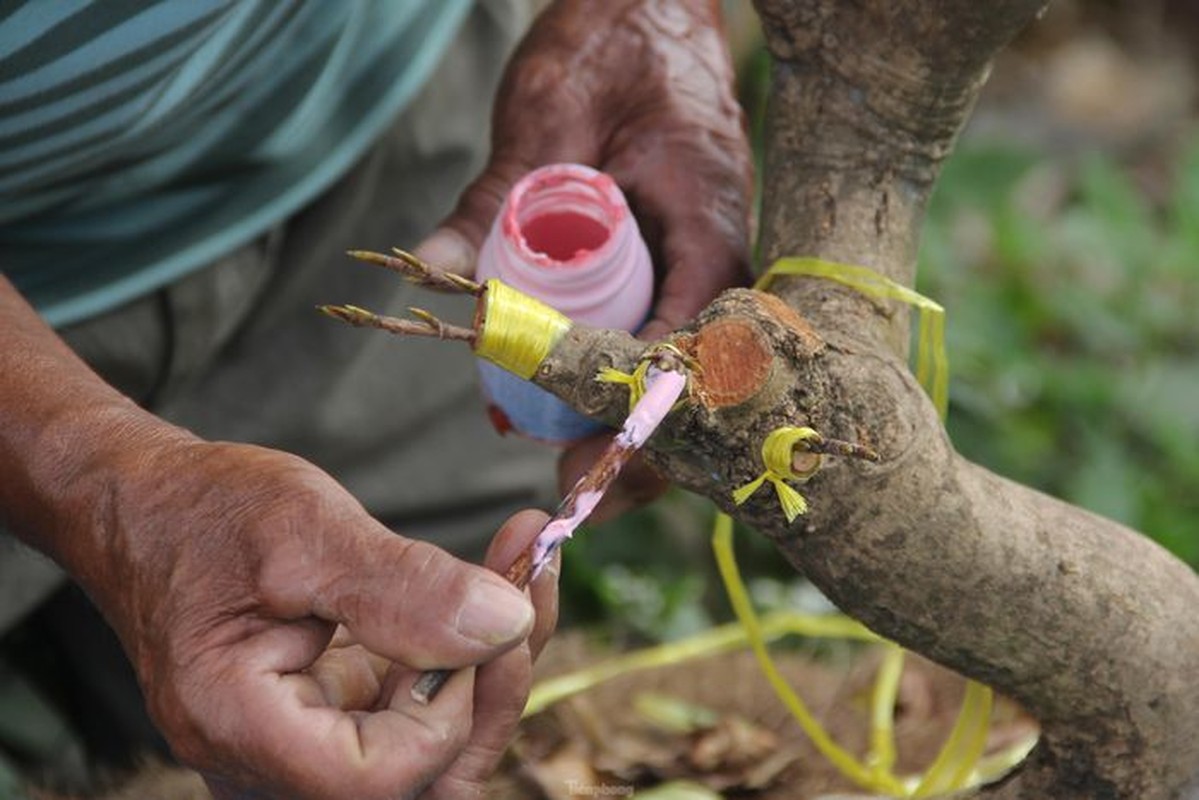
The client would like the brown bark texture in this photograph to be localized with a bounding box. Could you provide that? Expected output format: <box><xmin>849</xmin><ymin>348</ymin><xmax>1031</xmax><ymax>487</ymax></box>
<box><xmin>528</xmin><ymin>2</ymin><xmax>1199</xmax><ymax>798</ymax></box>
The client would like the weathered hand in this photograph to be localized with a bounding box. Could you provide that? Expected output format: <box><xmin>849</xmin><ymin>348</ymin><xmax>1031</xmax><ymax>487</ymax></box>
<box><xmin>417</xmin><ymin>0</ymin><xmax>751</xmax><ymax>518</ymax></box>
<box><xmin>416</xmin><ymin>0</ymin><xmax>753</xmax><ymax>340</ymax></box>
<box><xmin>78</xmin><ymin>434</ymin><xmax>555</xmax><ymax>799</ymax></box>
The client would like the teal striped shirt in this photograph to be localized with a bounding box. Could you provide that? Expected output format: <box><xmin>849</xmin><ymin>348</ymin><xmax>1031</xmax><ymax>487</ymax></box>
<box><xmin>0</xmin><ymin>0</ymin><xmax>471</xmax><ymax>326</ymax></box>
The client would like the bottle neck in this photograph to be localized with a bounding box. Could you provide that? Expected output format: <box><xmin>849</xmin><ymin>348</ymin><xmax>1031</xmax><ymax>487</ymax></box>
<box><xmin>487</xmin><ymin>164</ymin><xmax>646</xmax><ymax>319</ymax></box>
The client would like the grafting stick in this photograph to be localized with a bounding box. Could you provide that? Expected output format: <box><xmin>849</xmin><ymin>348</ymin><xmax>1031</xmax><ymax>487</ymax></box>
<box><xmin>410</xmin><ymin>364</ymin><xmax>689</xmax><ymax>704</ymax></box>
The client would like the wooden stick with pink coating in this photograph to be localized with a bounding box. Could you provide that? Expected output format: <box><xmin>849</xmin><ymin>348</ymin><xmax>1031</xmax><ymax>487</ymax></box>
<box><xmin>409</xmin><ymin>364</ymin><xmax>688</xmax><ymax>704</ymax></box>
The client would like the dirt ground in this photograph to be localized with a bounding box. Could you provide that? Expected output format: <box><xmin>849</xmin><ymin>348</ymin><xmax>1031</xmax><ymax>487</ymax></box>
<box><xmin>489</xmin><ymin>635</ymin><xmax>1036</xmax><ymax>800</ymax></box>
<box><xmin>26</xmin><ymin>632</ymin><xmax>1035</xmax><ymax>800</ymax></box>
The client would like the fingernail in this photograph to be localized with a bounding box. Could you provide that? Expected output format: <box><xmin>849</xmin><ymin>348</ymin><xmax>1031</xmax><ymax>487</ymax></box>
<box><xmin>457</xmin><ymin>578</ymin><xmax>533</xmax><ymax>645</ymax></box>
<box><xmin>413</xmin><ymin>228</ymin><xmax>475</xmax><ymax>276</ymax></box>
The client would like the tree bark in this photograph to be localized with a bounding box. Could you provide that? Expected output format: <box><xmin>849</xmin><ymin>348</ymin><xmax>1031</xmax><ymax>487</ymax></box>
<box><xmin>529</xmin><ymin>2</ymin><xmax>1199</xmax><ymax>797</ymax></box>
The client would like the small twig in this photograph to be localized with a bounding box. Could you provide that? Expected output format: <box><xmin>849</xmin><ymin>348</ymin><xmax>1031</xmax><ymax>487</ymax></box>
<box><xmin>411</xmin><ymin>364</ymin><xmax>690</xmax><ymax>705</ymax></box>
<box><xmin>317</xmin><ymin>304</ymin><xmax>476</xmax><ymax>344</ymax></box>
<box><xmin>407</xmin><ymin>307</ymin><xmax>449</xmax><ymax>338</ymax></box>
<box><xmin>798</xmin><ymin>432</ymin><xmax>880</xmax><ymax>463</ymax></box>
<box><xmin>345</xmin><ymin>248</ymin><xmax>483</xmax><ymax>295</ymax></box>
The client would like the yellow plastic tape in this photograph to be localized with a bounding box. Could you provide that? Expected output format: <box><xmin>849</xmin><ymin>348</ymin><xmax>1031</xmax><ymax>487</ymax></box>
<box><xmin>868</xmin><ymin>645</ymin><xmax>905</xmax><ymax>780</ymax></box>
<box><xmin>596</xmin><ymin>359</ymin><xmax>651</xmax><ymax>412</ymax></box>
<box><xmin>731</xmin><ymin>426</ymin><xmax>823</xmax><ymax>523</ymax></box>
<box><xmin>473</xmin><ymin>278</ymin><xmax>572</xmax><ymax>380</ymax></box>
<box><xmin>913</xmin><ymin>679</ymin><xmax>995</xmax><ymax>796</ymax></box>
<box><xmin>757</xmin><ymin>257</ymin><xmax>949</xmax><ymax>419</ymax></box>
<box><xmin>712</xmin><ymin>513</ymin><xmax>907</xmax><ymax>796</ymax></box>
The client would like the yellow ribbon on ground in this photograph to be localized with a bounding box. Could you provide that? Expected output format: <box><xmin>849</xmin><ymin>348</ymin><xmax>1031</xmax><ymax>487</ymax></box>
<box><xmin>712</xmin><ymin>513</ymin><xmax>908</xmax><ymax>795</ymax></box>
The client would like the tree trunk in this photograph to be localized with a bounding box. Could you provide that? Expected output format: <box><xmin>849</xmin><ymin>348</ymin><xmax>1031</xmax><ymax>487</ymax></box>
<box><xmin>530</xmin><ymin>2</ymin><xmax>1199</xmax><ymax>797</ymax></box>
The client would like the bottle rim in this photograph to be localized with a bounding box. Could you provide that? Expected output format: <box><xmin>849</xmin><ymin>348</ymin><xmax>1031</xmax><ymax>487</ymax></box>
<box><xmin>500</xmin><ymin>163</ymin><xmax>629</xmax><ymax>270</ymax></box>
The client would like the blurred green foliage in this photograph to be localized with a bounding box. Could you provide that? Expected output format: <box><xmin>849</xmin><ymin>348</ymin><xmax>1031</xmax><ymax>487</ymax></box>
<box><xmin>919</xmin><ymin>138</ymin><xmax>1199</xmax><ymax>567</ymax></box>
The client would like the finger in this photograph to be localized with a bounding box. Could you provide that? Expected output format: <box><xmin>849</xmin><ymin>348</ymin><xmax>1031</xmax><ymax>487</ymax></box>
<box><xmin>307</xmin><ymin>528</ymin><xmax>533</xmax><ymax>671</ymax></box>
<box><xmin>422</xmin><ymin>644</ymin><xmax>533</xmax><ymax>799</ymax></box>
<box><xmin>411</xmin><ymin>226</ymin><xmax>478</xmax><ymax>278</ymax></box>
<box><xmin>527</xmin><ymin>546</ymin><xmax>560</xmax><ymax>659</ymax></box>
<box><xmin>307</xmin><ymin>642</ymin><xmax>391</xmax><ymax>711</ymax></box>
<box><xmin>179</xmin><ymin>627</ymin><xmax>477</xmax><ymax>800</ymax></box>
<box><xmin>261</xmin><ymin>671</ymin><xmax>477</xmax><ymax>798</ymax></box>
<box><xmin>413</xmin><ymin>84</ymin><xmax>604</xmax><ymax>278</ymax></box>
<box><xmin>642</xmin><ymin>221</ymin><xmax>751</xmax><ymax>339</ymax></box>
<box><xmin>608</xmin><ymin>145</ymin><xmax>752</xmax><ymax>340</ymax></box>
<box><xmin>558</xmin><ymin>435</ymin><xmax>669</xmax><ymax>524</ymax></box>
<box><xmin>636</xmin><ymin>203</ymin><xmax>751</xmax><ymax>341</ymax></box>
<box><xmin>412</xmin><ymin>154</ymin><xmax>533</xmax><ymax>277</ymax></box>
<box><xmin>483</xmin><ymin>508</ymin><xmax>550</xmax><ymax>574</ymax></box>
<box><xmin>482</xmin><ymin>510</ymin><xmax>558</xmax><ymax>658</ymax></box>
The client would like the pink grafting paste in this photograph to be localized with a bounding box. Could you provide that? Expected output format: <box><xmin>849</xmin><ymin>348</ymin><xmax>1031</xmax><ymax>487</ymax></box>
<box><xmin>529</xmin><ymin>366</ymin><xmax>688</xmax><ymax>578</ymax></box>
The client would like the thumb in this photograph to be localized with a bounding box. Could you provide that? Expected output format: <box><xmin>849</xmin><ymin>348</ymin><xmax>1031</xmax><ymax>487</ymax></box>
<box><xmin>414</xmin><ymin>156</ymin><xmax>533</xmax><ymax>277</ymax></box>
<box><xmin>311</xmin><ymin>531</ymin><xmax>534</xmax><ymax>671</ymax></box>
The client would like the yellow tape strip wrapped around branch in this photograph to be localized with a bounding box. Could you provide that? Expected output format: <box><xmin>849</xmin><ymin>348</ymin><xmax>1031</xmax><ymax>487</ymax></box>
<box><xmin>473</xmin><ymin>279</ymin><xmax>572</xmax><ymax>380</ymax></box>
<box><xmin>757</xmin><ymin>257</ymin><xmax>949</xmax><ymax>418</ymax></box>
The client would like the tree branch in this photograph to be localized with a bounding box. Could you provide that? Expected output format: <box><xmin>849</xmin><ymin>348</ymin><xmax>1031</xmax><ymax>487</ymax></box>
<box><xmin>528</xmin><ymin>2</ymin><xmax>1199</xmax><ymax>797</ymax></box>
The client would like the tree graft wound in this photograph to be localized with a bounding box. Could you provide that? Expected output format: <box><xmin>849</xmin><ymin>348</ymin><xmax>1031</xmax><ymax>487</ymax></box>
<box><xmin>685</xmin><ymin>291</ymin><xmax>822</xmax><ymax>409</ymax></box>
<box><xmin>536</xmin><ymin>288</ymin><xmax>865</xmax><ymax>540</ymax></box>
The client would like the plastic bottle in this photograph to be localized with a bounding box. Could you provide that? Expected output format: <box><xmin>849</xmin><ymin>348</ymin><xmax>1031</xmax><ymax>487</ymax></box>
<box><xmin>475</xmin><ymin>162</ymin><xmax>653</xmax><ymax>442</ymax></box>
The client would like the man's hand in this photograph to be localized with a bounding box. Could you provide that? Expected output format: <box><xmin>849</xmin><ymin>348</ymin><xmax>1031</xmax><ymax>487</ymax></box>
<box><xmin>0</xmin><ymin>275</ymin><xmax>557</xmax><ymax>796</ymax></box>
<box><xmin>81</xmin><ymin>438</ymin><xmax>557</xmax><ymax>799</ymax></box>
<box><xmin>416</xmin><ymin>0</ymin><xmax>753</xmax><ymax>519</ymax></box>
<box><xmin>416</xmin><ymin>0</ymin><xmax>753</xmax><ymax>341</ymax></box>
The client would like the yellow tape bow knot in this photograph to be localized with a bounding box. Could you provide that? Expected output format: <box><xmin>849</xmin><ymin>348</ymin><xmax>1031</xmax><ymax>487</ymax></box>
<box><xmin>731</xmin><ymin>426</ymin><xmax>824</xmax><ymax>523</ymax></box>
<box><xmin>596</xmin><ymin>343</ymin><xmax>695</xmax><ymax>413</ymax></box>
<box><xmin>595</xmin><ymin>359</ymin><xmax>652</xmax><ymax>411</ymax></box>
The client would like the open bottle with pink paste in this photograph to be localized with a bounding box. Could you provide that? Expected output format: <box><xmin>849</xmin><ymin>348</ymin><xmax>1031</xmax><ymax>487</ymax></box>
<box><xmin>475</xmin><ymin>163</ymin><xmax>653</xmax><ymax>442</ymax></box>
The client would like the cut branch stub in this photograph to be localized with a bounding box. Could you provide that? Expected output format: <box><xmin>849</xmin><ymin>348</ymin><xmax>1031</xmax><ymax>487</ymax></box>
<box><xmin>689</xmin><ymin>318</ymin><xmax>773</xmax><ymax>408</ymax></box>
<box><xmin>536</xmin><ymin>288</ymin><xmax>873</xmax><ymax>537</ymax></box>
<box><xmin>685</xmin><ymin>289</ymin><xmax>824</xmax><ymax>410</ymax></box>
